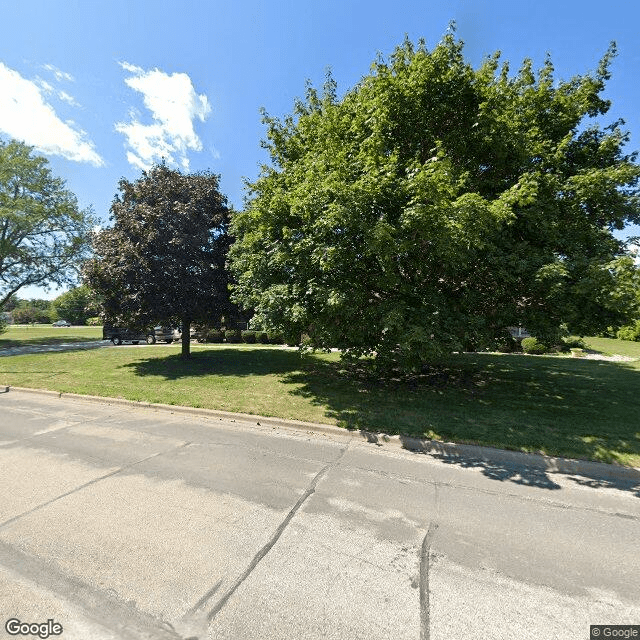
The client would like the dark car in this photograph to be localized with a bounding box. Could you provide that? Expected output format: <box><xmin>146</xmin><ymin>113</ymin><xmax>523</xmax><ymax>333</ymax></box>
<box><xmin>103</xmin><ymin>325</ymin><xmax>155</xmax><ymax>345</ymax></box>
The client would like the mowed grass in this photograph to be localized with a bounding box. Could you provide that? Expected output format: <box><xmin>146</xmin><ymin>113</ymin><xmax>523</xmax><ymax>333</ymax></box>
<box><xmin>0</xmin><ymin>324</ymin><xmax>103</xmax><ymax>347</ymax></box>
<box><xmin>581</xmin><ymin>336</ymin><xmax>640</xmax><ymax>359</ymax></box>
<box><xmin>0</xmin><ymin>341</ymin><xmax>639</xmax><ymax>467</ymax></box>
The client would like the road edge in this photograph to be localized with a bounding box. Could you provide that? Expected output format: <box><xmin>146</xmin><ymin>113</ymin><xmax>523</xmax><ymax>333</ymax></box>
<box><xmin>4</xmin><ymin>385</ymin><xmax>640</xmax><ymax>484</ymax></box>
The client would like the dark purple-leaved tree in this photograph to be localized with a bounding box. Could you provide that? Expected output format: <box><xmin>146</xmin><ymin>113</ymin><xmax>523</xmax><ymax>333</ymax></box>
<box><xmin>85</xmin><ymin>164</ymin><xmax>234</xmax><ymax>358</ymax></box>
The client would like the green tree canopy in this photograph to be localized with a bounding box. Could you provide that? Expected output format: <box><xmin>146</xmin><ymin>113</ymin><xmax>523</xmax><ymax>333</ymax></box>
<box><xmin>51</xmin><ymin>285</ymin><xmax>97</xmax><ymax>325</ymax></box>
<box><xmin>0</xmin><ymin>139</ymin><xmax>96</xmax><ymax>307</ymax></box>
<box><xmin>229</xmin><ymin>33</ymin><xmax>640</xmax><ymax>373</ymax></box>
<box><xmin>11</xmin><ymin>298</ymin><xmax>53</xmax><ymax>324</ymax></box>
<box><xmin>84</xmin><ymin>164</ymin><xmax>234</xmax><ymax>357</ymax></box>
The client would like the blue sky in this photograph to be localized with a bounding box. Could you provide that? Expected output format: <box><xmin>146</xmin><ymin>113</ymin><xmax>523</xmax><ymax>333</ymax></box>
<box><xmin>2</xmin><ymin>0</ymin><xmax>639</xmax><ymax>299</ymax></box>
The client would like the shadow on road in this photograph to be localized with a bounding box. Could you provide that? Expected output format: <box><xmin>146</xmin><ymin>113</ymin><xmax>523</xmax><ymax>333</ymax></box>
<box><xmin>397</xmin><ymin>438</ymin><xmax>640</xmax><ymax>497</ymax></box>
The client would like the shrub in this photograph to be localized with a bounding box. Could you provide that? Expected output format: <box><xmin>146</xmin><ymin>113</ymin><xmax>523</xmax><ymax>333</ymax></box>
<box><xmin>492</xmin><ymin>334</ymin><xmax>520</xmax><ymax>353</ymax></box>
<box><xmin>267</xmin><ymin>331</ymin><xmax>284</xmax><ymax>344</ymax></box>
<box><xmin>241</xmin><ymin>330</ymin><xmax>256</xmax><ymax>343</ymax></box>
<box><xmin>256</xmin><ymin>331</ymin><xmax>269</xmax><ymax>344</ymax></box>
<box><xmin>12</xmin><ymin>306</ymin><xmax>52</xmax><ymax>324</ymax></box>
<box><xmin>563</xmin><ymin>337</ymin><xmax>586</xmax><ymax>349</ymax></box>
<box><xmin>206</xmin><ymin>329</ymin><xmax>224</xmax><ymax>343</ymax></box>
<box><xmin>617</xmin><ymin>321</ymin><xmax>640</xmax><ymax>342</ymax></box>
<box><xmin>521</xmin><ymin>337</ymin><xmax>547</xmax><ymax>355</ymax></box>
<box><xmin>598</xmin><ymin>326</ymin><xmax>618</xmax><ymax>338</ymax></box>
<box><xmin>86</xmin><ymin>316</ymin><xmax>101</xmax><ymax>326</ymax></box>
<box><xmin>225</xmin><ymin>329</ymin><xmax>242</xmax><ymax>343</ymax></box>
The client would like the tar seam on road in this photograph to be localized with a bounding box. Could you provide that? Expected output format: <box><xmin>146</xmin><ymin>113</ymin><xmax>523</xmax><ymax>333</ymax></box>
<box><xmin>184</xmin><ymin>579</ymin><xmax>224</xmax><ymax>618</ymax></box>
<box><xmin>189</xmin><ymin>440</ymin><xmax>352</xmax><ymax>628</ymax></box>
<box><xmin>0</xmin><ymin>441</ymin><xmax>192</xmax><ymax>531</ymax></box>
<box><xmin>420</xmin><ymin>522</ymin><xmax>439</xmax><ymax>640</ymax></box>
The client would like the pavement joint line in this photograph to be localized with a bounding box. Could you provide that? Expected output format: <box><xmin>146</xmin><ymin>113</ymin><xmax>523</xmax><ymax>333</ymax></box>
<box><xmin>0</xmin><ymin>441</ymin><xmax>192</xmax><ymax>532</ymax></box>
<box><xmin>186</xmin><ymin>441</ymin><xmax>352</xmax><ymax>630</ymax></box>
<box><xmin>419</xmin><ymin>522</ymin><xmax>439</xmax><ymax>640</ymax></box>
<box><xmin>347</xmin><ymin>466</ymin><xmax>640</xmax><ymax>520</ymax></box>
<box><xmin>5</xmin><ymin>385</ymin><xmax>640</xmax><ymax>485</ymax></box>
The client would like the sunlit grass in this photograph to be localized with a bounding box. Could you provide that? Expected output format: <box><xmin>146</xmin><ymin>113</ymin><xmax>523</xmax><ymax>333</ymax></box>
<box><xmin>581</xmin><ymin>336</ymin><xmax>640</xmax><ymax>359</ymax></box>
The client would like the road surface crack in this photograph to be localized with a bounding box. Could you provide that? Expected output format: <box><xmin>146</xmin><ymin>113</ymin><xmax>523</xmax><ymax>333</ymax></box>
<box><xmin>420</xmin><ymin>521</ymin><xmax>439</xmax><ymax>640</ymax></box>
<box><xmin>180</xmin><ymin>440</ymin><xmax>352</xmax><ymax>636</ymax></box>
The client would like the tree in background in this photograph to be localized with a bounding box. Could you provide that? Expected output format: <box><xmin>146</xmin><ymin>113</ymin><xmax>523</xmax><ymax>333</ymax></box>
<box><xmin>51</xmin><ymin>285</ymin><xmax>96</xmax><ymax>325</ymax></box>
<box><xmin>84</xmin><ymin>164</ymin><xmax>234</xmax><ymax>358</ymax></box>
<box><xmin>0</xmin><ymin>139</ymin><xmax>96</xmax><ymax>307</ymax></box>
<box><xmin>11</xmin><ymin>298</ymin><xmax>53</xmax><ymax>324</ymax></box>
<box><xmin>615</xmin><ymin>245</ymin><xmax>640</xmax><ymax>340</ymax></box>
<box><xmin>229</xmin><ymin>32</ymin><xmax>640</xmax><ymax>374</ymax></box>
<box><xmin>1</xmin><ymin>294</ymin><xmax>20</xmax><ymax>312</ymax></box>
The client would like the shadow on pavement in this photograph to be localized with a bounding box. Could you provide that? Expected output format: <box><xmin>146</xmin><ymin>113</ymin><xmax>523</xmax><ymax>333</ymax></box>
<box><xmin>403</xmin><ymin>440</ymin><xmax>640</xmax><ymax>497</ymax></box>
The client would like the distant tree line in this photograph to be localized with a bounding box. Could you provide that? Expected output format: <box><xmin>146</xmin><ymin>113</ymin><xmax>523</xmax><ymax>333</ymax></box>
<box><xmin>1</xmin><ymin>285</ymin><xmax>99</xmax><ymax>325</ymax></box>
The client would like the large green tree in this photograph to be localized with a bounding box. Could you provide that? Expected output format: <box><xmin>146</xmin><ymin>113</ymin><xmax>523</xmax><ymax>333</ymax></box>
<box><xmin>229</xmin><ymin>33</ymin><xmax>640</xmax><ymax>373</ymax></box>
<box><xmin>0</xmin><ymin>139</ymin><xmax>96</xmax><ymax>307</ymax></box>
<box><xmin>84</xmin><ymin>164</ymin><xmax>234</xmax><ymax>357</ymax></box>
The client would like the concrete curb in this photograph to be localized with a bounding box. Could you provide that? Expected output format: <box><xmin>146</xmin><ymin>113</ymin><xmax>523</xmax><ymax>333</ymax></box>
<box><xmin>5</xmin><ymin>385</ymin><xmax>640</xmax><ymax>485</ymax></box>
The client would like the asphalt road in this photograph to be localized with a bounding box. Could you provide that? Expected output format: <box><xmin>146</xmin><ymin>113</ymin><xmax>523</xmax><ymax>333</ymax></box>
<box><xmin>0</xmin><ymin>390</ymin><xmax>638</xmax><ymax>640</ymax></box>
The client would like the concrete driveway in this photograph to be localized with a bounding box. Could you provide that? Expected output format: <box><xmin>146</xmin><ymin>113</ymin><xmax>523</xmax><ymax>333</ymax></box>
<box><xmin>0</xmin><ymin>390</ymin><xmax>638</xmax><ymax>639</ymax></box>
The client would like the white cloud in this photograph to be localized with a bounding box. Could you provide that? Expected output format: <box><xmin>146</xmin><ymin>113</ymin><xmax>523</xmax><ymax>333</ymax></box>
<box><xmin>629</xmin><ymin>243</ymin><xmax>639</xmax><ymax>267</ymax></box>
<box><xmin>43</xmin><ymin>63</ymin><xmax>74</xmax><ymax>83</ymax></box>
<box><xmin>0</xmin><ymin>62</ymin><xmax>103</xmax><ymax>166</ymax></box>
<box><xmin>35</xmin><ymin>76</ymin><xmax>81</xmax><ymax>107</ymax></box>
<box><xmin>115</xmin><ymin>62</ymin><xmax>211</xmax><ymax>171</ymax></box>
<box><xmin>58</xmin><ymin>90</ymin><xmax>81</xmax><ymax>107</ymax></box>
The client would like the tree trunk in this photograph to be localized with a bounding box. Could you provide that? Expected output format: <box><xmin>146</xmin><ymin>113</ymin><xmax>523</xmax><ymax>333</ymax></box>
<box><xmin>181</xmin><ymin>317</ymin><xmax>191</xmax><ymax>358</ymax></box>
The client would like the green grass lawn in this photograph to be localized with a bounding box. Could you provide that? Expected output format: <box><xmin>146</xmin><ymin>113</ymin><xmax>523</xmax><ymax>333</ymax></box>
<box><xmin>0</xmin><ymin>341</ymin><xmax>639</xmax><ymax>467</ymax></box>
<box><xmin>581</xmin><ymin>336</ymin><xmax>640</xmax><ymax>359</ymax></box>
<box><xmin>0</xmin><ymin>324</ymin><xmax>103</xmax><ymax>347</ymax></box>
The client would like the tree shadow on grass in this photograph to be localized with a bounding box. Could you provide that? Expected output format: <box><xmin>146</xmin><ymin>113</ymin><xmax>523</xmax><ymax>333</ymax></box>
<box><xmin>280</xmin><ymin>353</ymin><xmax>640</xmax><ymax>496</ymax></box>
<box><xmin>119</xmin><ymin>348</ymin><xmax>304</xmax><ymax>380</ymax></box>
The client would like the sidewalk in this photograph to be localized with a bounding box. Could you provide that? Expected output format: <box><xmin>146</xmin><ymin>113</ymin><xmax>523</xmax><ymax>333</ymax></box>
<box><xmin>0</xmin><ymin>340</ymin><xmax>110</xmax><ymax>357</ymax></box>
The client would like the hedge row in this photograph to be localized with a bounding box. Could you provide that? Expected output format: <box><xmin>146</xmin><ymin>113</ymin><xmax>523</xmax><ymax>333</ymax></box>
<box><xmin>200</xmin><ymin>329</ymin><xmax>285</xmax><ymax>344</ymax></box>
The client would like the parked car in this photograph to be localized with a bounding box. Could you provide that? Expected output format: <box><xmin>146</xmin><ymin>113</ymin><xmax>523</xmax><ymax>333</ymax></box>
<box><xmin>52</xmin><ymin>320</ymin><xmax>71</xmax><ymax>327</ymax></box>
<box><xmin>154</xmin><ymin>326</ymin><xmax>182</xmax><ymax>343</ymax></box>
<box><xmin>103</xmin><ymin>325</ymin><xmax>155</xmax><ymax>345</ymax></box>
<box><xmin>192</xmin><ymin>326</ymin><xmax>208</xmax><ymax>342</ymax></box>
